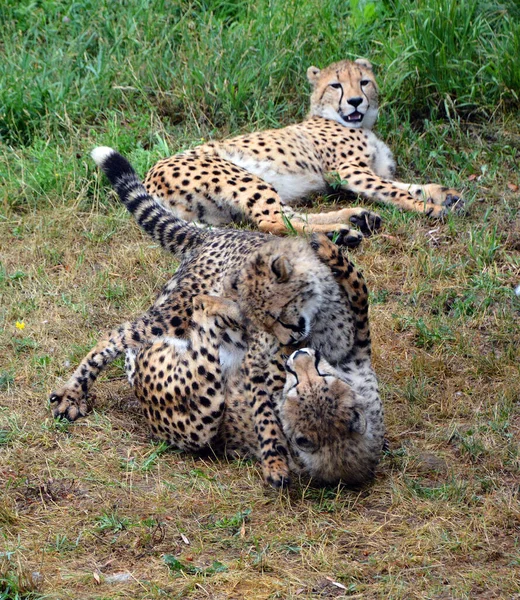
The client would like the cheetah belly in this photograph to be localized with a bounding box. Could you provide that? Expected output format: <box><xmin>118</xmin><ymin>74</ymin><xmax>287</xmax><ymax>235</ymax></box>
<box><xmin>217</xmin><ymin>149</ymin><xmax>327</xmax><ymax>204</ymax></box>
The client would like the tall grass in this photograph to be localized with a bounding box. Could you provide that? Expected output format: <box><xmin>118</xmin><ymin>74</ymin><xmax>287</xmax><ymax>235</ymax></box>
<box><xmin>383</xmin><ymin>0</ymin><xmax>520</xmax><ymax>118</ymax></box>
<box><xmin>1</xmin><ymin>0</ymin><xmax>518</xmax><ymax>151</ymax></box>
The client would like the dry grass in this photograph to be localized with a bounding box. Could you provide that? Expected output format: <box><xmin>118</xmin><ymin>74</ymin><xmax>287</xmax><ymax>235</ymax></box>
<box><xmin>1</xmin><ymin>1</ymin><xmax>519</xmax><ymax>592</ymax></box>
<box><xmin>1</xmin><ymin>119</ymin><xmax>519</xmax><ymax>598</ymax></box>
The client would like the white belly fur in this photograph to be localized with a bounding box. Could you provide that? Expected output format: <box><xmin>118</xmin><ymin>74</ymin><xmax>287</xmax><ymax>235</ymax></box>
<box><xmin>364</xmin><ymin>130</ymin><xmax>396</xmax><ymax>180</ymax></box>
<box><xmin>218</xmin><ymin>149</ymin><xmax>326</xmax><ymax>205</ymax></box>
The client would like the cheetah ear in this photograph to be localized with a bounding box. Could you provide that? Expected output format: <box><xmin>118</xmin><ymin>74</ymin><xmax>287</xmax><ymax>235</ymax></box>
<box><xmin>307</xmin><ymin>66</ymin><xmax>321</xmax><ymax>86</ymax></box>
<box><xmin>355</xmin><ymin>58</ymin><xmax>373</xmax><ymax>71</ymax></box>
<box><xmin>271</xmin><ymin>255</ymin><xmax>293</xmax><ymax>283</ymax></box>
<box><xmin>221</xmin><ymin>274</ymin><xmax>240</xmax><ymax>300</ymax></box>
<box><xmin>349</xmin><ymin>408</ymin><xmax>367</xmax><ymax>435</ymax></box>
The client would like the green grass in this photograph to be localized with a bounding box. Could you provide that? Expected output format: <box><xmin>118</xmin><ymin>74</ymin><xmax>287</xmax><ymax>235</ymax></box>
<box><xmin>1</xmin><ymin>0</ymin><xmax>519</xmax><ymax>598</ymax></box>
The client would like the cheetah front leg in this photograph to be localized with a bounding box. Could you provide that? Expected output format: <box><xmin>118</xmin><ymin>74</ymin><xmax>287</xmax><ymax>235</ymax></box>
<box><xmin>390</xmin><ymin>181</ymin><xmax>464</xmax><ymax>212</ymax></box>
<box><xmin>333</xmin><ymin>163</ymin><xmax>463</xmax><ymax>217</ymax></box>
<box><xmin>310</xmin><ymin>233</ymin><xmax>370</xmax><ymax>352</ymax></box>
<box><xmin>49</xmin><ymin>314</ymin><xmax>159</xmax><ymax>421</ymax></box>
<box><xmin>239</xmin><ymin>342</ymin><xmax>291</xmax><ymax>488</ymax></box>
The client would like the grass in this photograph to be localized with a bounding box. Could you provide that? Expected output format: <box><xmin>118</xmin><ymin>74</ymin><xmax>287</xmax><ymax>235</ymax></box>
<box><xmin>1</xmin><ymin>0</ymin><xmax>519</xmax><ymax>597</ymax></box>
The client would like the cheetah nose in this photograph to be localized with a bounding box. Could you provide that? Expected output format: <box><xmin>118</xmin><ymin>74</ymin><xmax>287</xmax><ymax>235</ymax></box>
<box><xmin>347</xmin><ymin>96</ymin><xmax>363</xmax><ymax>108</ymax></box>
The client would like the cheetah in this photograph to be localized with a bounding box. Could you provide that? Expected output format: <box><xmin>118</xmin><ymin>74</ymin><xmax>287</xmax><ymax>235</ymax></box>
<box><xmin>128</xmin><ymin>294</ymin><xmax>381</xmax><ymax>487</ymax></box>
<box><xmin>144</xmin><ymin>58</ymin><xmax>463</xmax><ymax>246</ymax></box>
<box><xmin>50</xmin><ymin>147</ymin><xmax>383</xmax><ymax>487</ymax></box>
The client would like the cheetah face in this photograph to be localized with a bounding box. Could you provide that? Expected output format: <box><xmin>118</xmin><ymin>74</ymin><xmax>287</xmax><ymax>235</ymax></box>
<box><xmin>280</xmin><ymin>348</ymin><xmax>370</xmax><ymax>485</ymax></box>
<box><xmin>307</xmin><ymin>58</ymin><xmax>379</xmax><ymax>130</ymax></box>
<box><xmin>232</xmin><ymin>251</ymin><xmax>324</xmax><ymax>347</ymax></box>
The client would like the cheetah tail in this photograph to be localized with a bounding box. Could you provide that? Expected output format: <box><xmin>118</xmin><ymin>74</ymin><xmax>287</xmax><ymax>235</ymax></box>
<box><xmin>91</xmin><ymin>146</ymin><xmax>204</xmax><ymax>257</ymax></box>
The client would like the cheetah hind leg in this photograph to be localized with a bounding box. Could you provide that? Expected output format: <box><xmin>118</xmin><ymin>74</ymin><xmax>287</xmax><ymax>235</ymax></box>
<box><xmin>133</xmin><ymin>295</ymin><xmax>245</xmax><ymax>452</ymax></box>
<box><xmin>283</xmin><ymin>205</ymin><xmax>382</xmax><ymax>237</ymax></box>
<box><xmin>144</xmin><ymin>153</ymin><xmax>367</xmax><ymax>248</ymax></box>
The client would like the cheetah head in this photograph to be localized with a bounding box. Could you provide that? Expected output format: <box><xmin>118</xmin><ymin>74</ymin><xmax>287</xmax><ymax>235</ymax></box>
<box><xmin>307</xmin><ymin>58</ymin><xmax>379</xmax><ymax>130</ymax></box>
<box><xmin>280</xmin><ymin>348</ymin><xmax>379</xmax><ymax>486</ymax></box>
<box><xmin>226</xmin><ymin>240</ymin><xmax>334</xmax><ymax>347</ymax></box>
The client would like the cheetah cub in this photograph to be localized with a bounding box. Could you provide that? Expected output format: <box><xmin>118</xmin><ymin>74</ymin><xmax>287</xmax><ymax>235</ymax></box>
<box><xmin>144</xmin><ymin>58</ymin><xmax>463</xmax><ymax>246</ymax></box>
<box><xmin>128</xmin><ymin>295</ymin><xmax>381</xmax><ymax>488</ymax></box>
<box><xmin>50</xmin><ymin>148</ymin><xmax>384</xmax><ymax>487</ymax></box>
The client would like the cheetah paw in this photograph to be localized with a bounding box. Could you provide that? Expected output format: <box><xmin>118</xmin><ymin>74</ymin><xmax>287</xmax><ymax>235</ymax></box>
<box><xmin>262</xmin><ymin>456</ymin><xmax>291</xmax><ymax>489</ymax></box>
<box><xmin>49</xmin><ymin>390</ymin><xmax>89</xmax><ymax>421</ymax></box>
<box><xmin>265</xmin><ymin>471</ymin><xmax>291</xmax><ymax>489</ymax></box>
<box><xmin>327</xmin><ymin>228</ymin><xmax>363</xmax><ymax>249</ymax></box>
<box><xmin>424</xmin><ymin>203</ymin><xmax>448</xmax><ymax>218</ymax></box>
<box><xmin>442</xmin><ymin>193</ymin><xmax>466</xmax><ymax>215</ymax></box>
<box><xmin>349</xmin><ymin>210</ymin><xmax>382</xmax><ymax>236</ymax></box>
<box><xmin>309</xmin><ymin>232</ymin><xmax>336</xmax><ymax>258</ymax></box>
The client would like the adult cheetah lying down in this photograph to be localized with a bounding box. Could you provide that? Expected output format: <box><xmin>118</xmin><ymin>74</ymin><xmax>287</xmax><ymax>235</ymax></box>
<box><xmin>50</xmin><ymin>147</ymin><xmax>384</xmax><ymax>487</ymax></box>
<box><xmin>144</xmin><ymin>58</ymin><xmax>463</xmax><ymax>246</ymax></box>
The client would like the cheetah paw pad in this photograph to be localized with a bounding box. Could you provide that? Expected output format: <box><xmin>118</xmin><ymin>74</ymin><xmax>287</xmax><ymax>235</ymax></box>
<box><xmin>49</xmin><ymin>391</ymin><xmax>89</xmax><ymax>422</ymax></box>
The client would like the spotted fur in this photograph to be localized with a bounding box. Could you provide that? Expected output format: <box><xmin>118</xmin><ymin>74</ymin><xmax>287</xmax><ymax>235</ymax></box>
<box><xmin>143</xmin><ymin>58</ymin><xmax>464</xmax><ymax>247</ymax></box>
<box><xmin>50</xmin><ymin>148</ymin><xmax>383</xmax><ymax>487</ymax></box>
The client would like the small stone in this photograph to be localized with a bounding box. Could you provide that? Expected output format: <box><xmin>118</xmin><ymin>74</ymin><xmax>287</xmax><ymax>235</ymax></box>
<box><xmin>416</xmin><ymin>452</ymin><xmax>448</xmax><ymax>474</ymax></box>
<box><xmin>105</xmin><ymin>572</ymin><xmax>132</xmax><ymax>584</ymax></box>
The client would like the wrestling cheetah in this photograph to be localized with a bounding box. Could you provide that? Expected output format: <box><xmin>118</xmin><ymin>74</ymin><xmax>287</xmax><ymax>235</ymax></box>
<box><xmin>144</xmin><ymin>58</ymin><xmax>463</xmax><ymax>245</ymax></box>
<box><xmin>50</xmin><ymin>147</ymin><xmax>383</xmax><ymax>487</ymax></box>
<box><xmin>128</xmin><ymin>294</ymin><xmax>381</xmax><ymax>487</ymax></box>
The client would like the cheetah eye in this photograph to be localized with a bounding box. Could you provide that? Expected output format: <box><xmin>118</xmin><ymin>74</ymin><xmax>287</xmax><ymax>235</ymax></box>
<box><xmin>329</xmin><ymin>83</ymin><xmax>342</xmax><ymax>90</ymax></box>
<box><xmin>295</xmin><ymin>436</ymin><xmax>317</xmax><ymax>452</ymax></box>
<box><xmin>360</xmin><ymin>79</ymin><xmax>370</xmax><ymax>86</ymax></box>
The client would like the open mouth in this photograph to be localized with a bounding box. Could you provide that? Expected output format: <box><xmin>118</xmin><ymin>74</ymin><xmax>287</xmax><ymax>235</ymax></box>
<box><xmin>342</xmin><ymin>111</ymin><xmax>364</xmax><ymax>124</ymax></box>
<box><xmin>287</xmin><ymin>331</ymin><xmax>309</xmax><ymax>346</ymax></box>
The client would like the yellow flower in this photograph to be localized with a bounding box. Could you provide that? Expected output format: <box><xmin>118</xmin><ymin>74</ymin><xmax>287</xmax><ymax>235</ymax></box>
<box><xmin>15</xmin><ymin>321</ymin><xmax>25</xmax><ymax>330</ymax></box>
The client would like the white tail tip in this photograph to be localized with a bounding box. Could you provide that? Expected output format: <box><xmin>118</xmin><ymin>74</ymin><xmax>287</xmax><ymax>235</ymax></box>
<box><xmin>91</xmin><ymin>146</ymin><xmax>115</xmax><ymax>166</ymax></box>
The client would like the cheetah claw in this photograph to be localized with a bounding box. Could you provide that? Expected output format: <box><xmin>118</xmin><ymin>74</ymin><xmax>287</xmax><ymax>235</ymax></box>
<box><xmin>262</xmin><ymin>453</ymin><xmax>291</xmax><ymax>489</ymax></box>
<box><xmin>443</xmin><ymin>194</ymin><xmax>466</xmax><ymax>215</ymax></box>
<box><xmin>265</xmin><ymin>472</ymin><xmax>291</xmax><ymax>489</ymax></box>
<box><xmin>49</xmin><ymin>391</ymin><xmax>89</xmax><ymax>421</ymax></box>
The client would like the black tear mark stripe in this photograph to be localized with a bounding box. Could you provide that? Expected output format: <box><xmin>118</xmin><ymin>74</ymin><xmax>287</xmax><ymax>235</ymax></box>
<box><xmin>358</xmin><ymin>67</ymin><xmax>369</xmax><ymax>104</ymax></box>
<box><xmin>285</xmin><ymin>363</ymin><xmax>299</xmax><ymax>386</ymax></box>
<box><xmin>276</xmin><ymin>317</ymin><xmax>304</xmax><ymax>333</ymax></box>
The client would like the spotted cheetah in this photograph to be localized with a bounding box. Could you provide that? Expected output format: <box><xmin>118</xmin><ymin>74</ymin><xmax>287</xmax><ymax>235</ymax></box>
<box><xmin>129</xmin><ymin>295</ymin><xmax>381</xmax><ymax>487</ymax></box>
<box><xmin>50</xmin><ymin>147</ymin><xmax>383</xmax><ymax>487</ymax></box>
<box><xmin>144</xmin><ymin>58</ymin><xmax>463</xmax><ymax>246</ymax></box>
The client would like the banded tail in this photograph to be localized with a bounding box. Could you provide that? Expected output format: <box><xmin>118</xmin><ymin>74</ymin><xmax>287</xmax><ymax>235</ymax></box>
<box><xmin>91</xmin><ymin>146</ymin><xmax>205</xmax><ymax>257</ymax></box>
